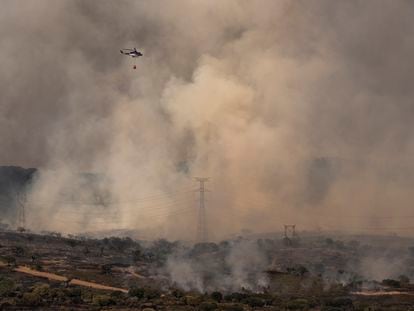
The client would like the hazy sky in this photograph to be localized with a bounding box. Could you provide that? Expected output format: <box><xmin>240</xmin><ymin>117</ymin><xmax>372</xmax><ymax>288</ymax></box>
<box><xmin>1</xmin><ymin>1</ymin><xmax>414</xmax><ymax>238</ymax></box>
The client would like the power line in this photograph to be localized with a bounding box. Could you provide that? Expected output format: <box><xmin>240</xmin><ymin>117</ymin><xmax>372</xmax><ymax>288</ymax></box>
<box><xmin>230</xmin><ymin>199</ymin><xmax>414</xmax><ymax>221</ymax></box>
<box><xmin>16</xmin><ymin>192</ymin><xmax>26</xmax><ymax>229</ymax></box>
<box><xmin>26</xmin><ymin>188</ymin><xmax>195</xmax><ymax>206</ymax></box>
<box><xmin>31</xmin><ymin>196</ymin><xmax>196</xmax><ymax>214</ymax></box>
<box><xmin>49</xmin><ymin>206</ymin><xmax>196</xmax><ymax>225</ymax></box>
<box><xmin>30</xmin><ymin>199</ymin><xmax>196</xmax><ymax>223</ymax></box>
<box><xmin>195</xmin><ymin>177</ymin><xmax>209</xmax><ymax>243</ymax></box>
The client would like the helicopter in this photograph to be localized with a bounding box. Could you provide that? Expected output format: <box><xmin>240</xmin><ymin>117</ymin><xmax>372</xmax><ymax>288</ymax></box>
<box><xmin>120</xmin><ymin>48</ymin><xmax>143</xmax><ymax>69</ymax></box>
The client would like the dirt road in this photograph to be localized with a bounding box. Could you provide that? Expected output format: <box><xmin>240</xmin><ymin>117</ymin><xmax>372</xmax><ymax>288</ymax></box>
<box><xmin>15</xmin><ymin>266</ymin><xmax>67</xmax><ymax>282</ymax></box>
<box><xmin>2</xmin><ymin>263</ymin><xmax>128</xmax><ymax>293</ymax></box>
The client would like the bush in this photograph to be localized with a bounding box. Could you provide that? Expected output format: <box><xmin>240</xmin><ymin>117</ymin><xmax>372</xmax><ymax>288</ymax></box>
<box><xmin>68</xmin><ymin>288</ymin><xmax>83</xmax><ymax>304</ymax></box>
<box><xmin>66</xmin><ymin>239</ymin><xmax>79</xmax><ymax>248</ymax></box>
<box><xmin>382</xmin><ymin>279</ymin><xmax>400</xmax><ymax>288</ymax></box>
<box><xmin>129</xmin><ymin>286</ymin><xmax>160</xmax><ymax>299</ymax></box>
<box><xmin>0</xmin><ymin>278</ymin><xmax>15</xmax><ymax>297</ymax></box>
<box><xmin>324</xmin><ymin>297</ymin><xmax>353</xmax><ymax>308</ymax></box>
<box><xmin>80</xmin><ymin>288</ymin><xmax>94</xmax><ymax>303</ymax></box>
<box><xmin>110</xmin><ymin>290</ymin><xmax>125</xmax><ymax>300</ymax></box>
<box><xmin>242</xmin><ymin>296</ymin><xmax>265</xmax><ymax>307</ymax></box>
<box><xmin>22</xmin><ymin>292</ymin><xmax>42</xmax><ymax>306</ymax></box>
<box><xmin>286</xmin><ymin>265</ymin><xmax>309</xmax><ymax>276</ymax></box>
<box><xmin>199</xmin><ymin>301</ymin><xmax>218</xmax><ymax>311</ymax></box>
<box><xmin>31</xmin><ymin>283</ymin><xmax>50</xmax><ymax>297</ymax></box>
<box><xmin>35</xmin><ymin>263</ymin><xmax>43</xmax><ymax>271</ymax></box>
<box><xmin>171</xmin><ymin>288</ymin><xmax>184</xmax><ymax>298</ymax></box>
<box><xmin>68</xmin><ymin>287</ymin><xmax>82</xmax><ymax>298</ymax></box>
<box><xmin>286</xmin><ymin>298</ymin><xmax>309</xmax><ymax>310</ymax></box>
<box><xmin>221</xmin><ymin>303</ymin><xmax>244</xmax><ymax>311</ymax></box>
<box><xmin>129</xmin><ymin>286</ymin><xmax>145</xmax><ymax>298</ymax></box>
<box><xmin>185</xmin><ymin>295</ymin><xmax>203</xmax><ymax>305</ymax></box>
<box><xmin>13</xmin><ymin>246</ymin><xmax>25</xmax><ymax>257</ymax></box>
<box><xmin>132</xmin><ymin>248</ymin><xmax>142</xmax><ymax>262</ymax></box>
<box><xmin>143</xmin><ymin>287</ymin><xmax>161</xmax><ymax>299</ymax></box>
<box><xmin>92</xmin><ymin>294</ymin><xmax>115</xmax><ymax>306</ymax></box>
<box><xmin>210</xmin><ymin>291</ymin><xmax>223</xmax><ymax>302</ymax></box>
<box><xmin>1</xmin><ymin>256</ymin><xmax>16</xmax><ymax>266</ymax></box>
<box><xmin>101</xmin><ymin>264</ymin><xmax>112</xmax><ymax>275</ymax></box>
<box><xmin>224</xmin><ymin>292</ymin><xmax>248</xmax><ymax>302</ymax></box>
<box><xmin>108</xmin><ymin>237</ymin><xmax>134</xmax><ymax>252</ymax></box>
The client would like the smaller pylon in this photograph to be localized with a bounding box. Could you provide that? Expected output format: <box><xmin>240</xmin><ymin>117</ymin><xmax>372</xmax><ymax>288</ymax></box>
<box><xmin>195</xmin><ymin>177</ymin><xmax>209</xmax><ymax>243</ymax></box>
<box><xmin>16</xmin><ymin>191</ymin><xmax>26</xmax><ymax>232</ymax></box>
<box><xmin>283</xmin><ymin>224</ymin><xmax>298</xmax><ymax>246</ymax></box>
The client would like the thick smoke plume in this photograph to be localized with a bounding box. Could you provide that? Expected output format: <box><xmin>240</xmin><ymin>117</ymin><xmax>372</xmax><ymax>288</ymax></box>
<box><xmin>166</xmin><ymin>239</ymin><xmax>269</xmax><ymax>292</ymax></box>
<box><xmin>1</xmin><ymin>1</ymin><xmax>414</xmax><ymax>238</ymax></box>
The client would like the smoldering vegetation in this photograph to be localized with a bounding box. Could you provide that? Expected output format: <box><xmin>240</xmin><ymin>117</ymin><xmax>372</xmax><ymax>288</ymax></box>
<box><xmin>161</xmin><ymin>235</ymin><xmax>414</xmax><ymax>294</ymax></box>
<box><xmin>165</xmin><ymin>239</ymin><xmax>270</xmax><ymax>293</ymax></box>
<box><xmin>1</xmin><ymin>1</ymin><xmax>414</xmax><ymax>239</ymax></box>
<box><xmin>0</xmin><ymin>231</ymin><xmax>414</xmax><ymax>301</ymax></box>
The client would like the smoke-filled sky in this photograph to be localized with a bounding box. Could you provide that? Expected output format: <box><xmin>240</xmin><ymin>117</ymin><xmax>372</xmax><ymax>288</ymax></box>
<box><xmin>1</xmin><ymin>0</ymin><xmax>414</xmax><ymax>239</ymax></box>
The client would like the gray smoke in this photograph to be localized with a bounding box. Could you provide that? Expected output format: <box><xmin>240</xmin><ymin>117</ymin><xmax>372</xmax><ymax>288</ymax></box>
<box><xmin>166</xmin><ymin>239</ymin><xmax>269</xmax><ymax>292</ymax></box>
<box><xmin>1</xmin><ymin>1</ymin><xmax>414</xmax><ymax>238</ymax></box>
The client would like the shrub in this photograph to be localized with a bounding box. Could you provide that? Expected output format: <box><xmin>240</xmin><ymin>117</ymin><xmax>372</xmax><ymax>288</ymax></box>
<box><xmin>382</xmin><ymin>279</ymin><xmax>400</xmax><ymax>288</ymax></box>
<box><xmin>66</xmin><ymin>239</ymin><xmax>79</xmax><ymax>248</ymax></box>
<box><xmin>101</xmin><ymin>264</ymin><xmax>112</xmax><ymax>275</ymax></box>
<box><xmin>242</xmin><ymin>296</ymin><xmax>265</xmax><ymax>307</ymax></box>
<box><xmin>31</xmin><ymin>283</ymin><xmax>50</xmax><ymax>297</ymax></box>
<box><xmin>224</xmin><ymin>292</ymin><xmax>248</xmax><ymax>302</ymax></box>
<box><xmin>50</xmin><ymin>288</ymin><xmax>72</xmax><ymax>303</ymax></box>
<box><xmin>129</xmin><ymin>286</ymin><xmax>145</xmax><ymax>298</ymax></box>
<box><xmin>61</xmin><ymin>287</ymin><xmax>82</xmax><ymax>303</ymax></box>
<box><xmin>0</xmin><ymin>256</ymin><xmax>16</xmax><ymax>267</ymax></box>
<box><xmin>286</xmin><ymin>265</ymin><xmax>309</xmax><ymax>276</ymax></box>
<box><xmin>324</xmin><ymin>297</ymin><xmax>353</xmax><ymax>308</ymax></box>
<box><xmin>22</xmin><ymin>292</ymin><xmax>42</xmax><ymax>306</ymax></box>
<box><xmin>35</xmin><ymin>263</ymin><xmax>43</xmax><ymax>271</ymax></box>
<box><xmin>143</xmin><ymin>287</ymin><xmax>161</xmax><ymax>299</ymax></box>
<box><xmin>185</xmin><ymin>295</ymin><xmax>203</xmax><ymax>305</ymax></box>
<box><xmin>221</xmin><ymin>303</ymin><xmax>244</xmax><ymax>311</ymax></box>
<box><xmin>92</xmin><ymin>294</ymin><xmax>115</xmax><ymax>306</ymax></box>
<box><xmin>132</xmin><ymin>248</ymin><xmax>142</xmax><ymax>262</ymax></box>
<box><xmin>0</xmin><ymin>278</ymin><xmax>16</xmax><ymax>297</ymax></box>
<box><xmin>68</xmin><ymin>287</ymin><xmax>82</xmax><ymax>298</ymax></box>
<box><xmin>171</xmin><ymin>288</ymin><xmax>184</xmax><ymax>298</ymax></box>
<box><xmin>285</xmin><ymin>298</ymin><xmax>309</xmax><ymax>310</ymax></box>
<box><xmin>13</xmin><ymin>246</ymin><xmax>25</xmax><ymax>257</ymax></box>
<box><xmin>199</xmin><ymin>301</ymin><xmax>218</xmax><ymax>311</ymax></box>
<box><xmin>110</xmin><ymin>290</ymin><xmax>125</xmax><ymax>300</ymax></box>
<box><xmin>210</xmin><ymin>291</ymin><xmax>223</xmax><ymax>302</ymax></box>
<box><xmin>108</xmin><ymin>237</ymin><xmax>134</xmax><ymax>252</ymax></box>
